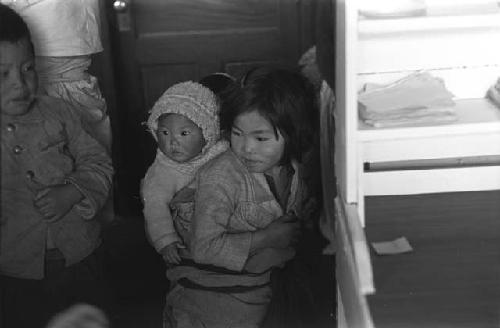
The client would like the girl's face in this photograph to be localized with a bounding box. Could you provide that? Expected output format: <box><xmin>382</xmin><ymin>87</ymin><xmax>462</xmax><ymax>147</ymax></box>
<box><xmin>231</xmin><ymin>110</ymin><xmax>285</xmax><ymax>174</ymax></box>
<box><xmin>156</xmin><ymin>113</ymin><xmax>206</xmax><ymax>163</ymax></box>
<box><xmin>0</xmin><ymin>39</ymin><xmax>37</xmax><ymax>116</ymax></box>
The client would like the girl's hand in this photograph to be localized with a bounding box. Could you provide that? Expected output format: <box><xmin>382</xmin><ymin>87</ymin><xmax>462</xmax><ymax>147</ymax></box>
<box><xmin>254</xmin><ymin>213</ymin><xmax>301</xmax><ymax>251</ymax></box>
<box><xmin>160</xmin><ymin>242</ymin><xmax>183</xmax><ymax>265</ymax></box>
<box><xmin>268</xmin><ymin>213</ymin><xmax>301</xmax><ymax>248</ymax></box>
<box><xmin>34</xmin><ymin>184</ymin><xmax>83</xmax><ymax>223</ymax></box>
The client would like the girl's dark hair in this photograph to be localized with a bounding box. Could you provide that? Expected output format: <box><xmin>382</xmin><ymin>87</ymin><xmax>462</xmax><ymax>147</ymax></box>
<box><xmin>0</xmin><ymin>3</ymin><xmax>34</xmax><ymax>54</ymax></box>
<box><xmin>221</xmin><ymin>65</ymin><xmax>317</xmax><ymax>164</ymax></box>
<box><xmin>199</xmin><ymin>72</ymin><xmax>236</xmax><ymax>97</ymax></box>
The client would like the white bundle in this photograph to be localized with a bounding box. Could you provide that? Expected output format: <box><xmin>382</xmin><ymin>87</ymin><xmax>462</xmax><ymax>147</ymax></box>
<box><xmin>487</xmin><ymin>78</ymin><xmax>500</xmax><ymax>108</ymax></box>
<box><xmin>359</xmin><ymin>72</ymin><xmax>457</xmax><ymax>127</ymax></box>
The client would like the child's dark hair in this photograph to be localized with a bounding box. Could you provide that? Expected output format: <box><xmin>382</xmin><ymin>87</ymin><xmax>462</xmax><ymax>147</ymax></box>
<box><xmin>199</xmin><ymin>72</ymin><xmax>236</xmax><ymax>98</ymax></box>
<box><xmin>221</xmin><ymin>66</ymin><xmax>317</xmax><ymax>164</ymax></box>
<box><xmin>0</xmin><ymin>3</ymin><xmax>34</xmax><ymax>53</ymax></box>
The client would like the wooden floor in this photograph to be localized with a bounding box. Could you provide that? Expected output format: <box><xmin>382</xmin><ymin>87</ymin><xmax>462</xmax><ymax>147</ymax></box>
<box><xmin>365</xmin><ymin>190</ymin><xmax>500</xmax><ymax>328</ymax></box>
<box><xmin>102</xmin><ymin>216</ymin><xmax>167</xmax><ymax>328</ymax></box>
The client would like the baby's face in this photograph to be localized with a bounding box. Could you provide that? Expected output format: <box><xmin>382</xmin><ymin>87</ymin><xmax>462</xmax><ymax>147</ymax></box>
<box><xmin>156</xmin><ymin>113</ymin><xmax>206</xmax><ymax>163</ymax></box>
<box><xmin>0</xmin><ymin>38</ymin><xmax>37</xmax><ymax>116</ymax></box>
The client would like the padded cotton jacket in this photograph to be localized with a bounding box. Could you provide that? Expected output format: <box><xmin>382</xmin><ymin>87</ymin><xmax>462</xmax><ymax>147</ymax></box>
<box><xmin>1</xmin><ymin>96</ymin><xmax>113</xmax><ymax>279</ymax></box>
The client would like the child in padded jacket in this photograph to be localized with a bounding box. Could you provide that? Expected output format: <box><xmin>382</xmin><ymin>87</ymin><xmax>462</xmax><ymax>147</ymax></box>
<box><xmin>0</xmin><ymin>4</ymin><xmax>113</xmax><ymax>327</ymax></box>
<box><xmin>164</xmin><ymin>66</ymin><xmax>318</xmax><ymax>328</ymax></box>
<box><xmin>141</xmin><ymin>81</ymin><xmax>228</xmax><ymax>264</ymax></box>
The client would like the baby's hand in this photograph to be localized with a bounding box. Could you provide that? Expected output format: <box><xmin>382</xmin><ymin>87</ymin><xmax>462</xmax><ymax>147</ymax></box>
<box><xmin>160</xmin><ymin>242</ymin><xmax>183</xmax><ymax>265</ymax></box>
<box><xmin>34</xmin><ymin>184</ymin><xmax>83</xmax><ymax>223</ymax></box>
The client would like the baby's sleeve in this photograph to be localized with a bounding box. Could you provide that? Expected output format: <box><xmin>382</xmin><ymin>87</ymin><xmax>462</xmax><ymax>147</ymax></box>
<box><xmin>142</xmin><ymin>161</ymin><xmax>181</xmax><ymax>252</ymax></box>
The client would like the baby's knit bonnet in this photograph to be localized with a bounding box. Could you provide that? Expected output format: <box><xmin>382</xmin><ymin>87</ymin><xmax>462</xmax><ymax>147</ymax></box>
<box><xmin>147</xmin><ymin>81</ymin><xmax>220</xmax><ymax>153</ymax></box>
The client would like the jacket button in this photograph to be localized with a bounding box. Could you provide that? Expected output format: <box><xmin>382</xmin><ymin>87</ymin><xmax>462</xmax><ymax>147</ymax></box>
<box><xmin>26</xmin><ymin>170</ymin><xmax>35</xmax><ymax>179</ymax></box>
<box><xmin>13</xmin><ymin>145</ymin><xmax>23</xmax><ymax>154</ymax></box>
<box><xmin>6</xmin><ymin>123</ymin><xmax>15</xmax><ymax>132</ymax></box>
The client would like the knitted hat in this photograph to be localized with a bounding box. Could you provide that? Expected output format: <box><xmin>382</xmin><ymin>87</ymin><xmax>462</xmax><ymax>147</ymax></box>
<box><xmin>147</xmin><ymin>81</ymin><xmax>220</xmax><ymax>153</ymax></box>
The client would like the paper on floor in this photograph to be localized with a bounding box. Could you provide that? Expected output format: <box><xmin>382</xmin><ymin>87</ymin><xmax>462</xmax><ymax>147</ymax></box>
<box><xmin>371</xmin><ymin>236</ymin><xmax>413</xmax><ymax>255</ymax></box>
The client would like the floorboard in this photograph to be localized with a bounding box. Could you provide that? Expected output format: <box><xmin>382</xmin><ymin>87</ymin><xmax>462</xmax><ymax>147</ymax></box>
<box><xmin>365</xmin><ymin>190</ymin><xmax>500</xmax><ymax>328</ymax></box>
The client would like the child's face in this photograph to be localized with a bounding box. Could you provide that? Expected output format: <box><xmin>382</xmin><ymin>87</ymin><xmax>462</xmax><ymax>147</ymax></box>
<box><xmin>231</xmin><ymin>110</ymin><xmax>285</xmax><ymax>174</ymax></box>
<box><xmin>0</xmin><ymin>39</ymin><xmax>37</xmax><ymax>116</ymax></box>
<box><xmin>156</xmin><ymin>113</ymin><xmax>206</xmax><ymax>163</ymax></box>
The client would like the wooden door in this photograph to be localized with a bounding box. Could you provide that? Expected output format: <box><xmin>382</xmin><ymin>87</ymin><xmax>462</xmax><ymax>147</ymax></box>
<box><xmin>105</xmin><ymin>0</ymin><xmax>314</xmax><ymax>215</ymax></box>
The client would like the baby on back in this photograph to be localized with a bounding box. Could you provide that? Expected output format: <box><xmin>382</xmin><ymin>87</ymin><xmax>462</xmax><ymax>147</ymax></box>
<box><xmin>141</xmin><ymin>81</ymin><xmax>228</xmax><ymax>264</ymax></box>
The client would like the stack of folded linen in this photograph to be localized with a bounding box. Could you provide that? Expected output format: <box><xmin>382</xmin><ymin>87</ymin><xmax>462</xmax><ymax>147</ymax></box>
<box><xmin>358</xmin><ymin>0</ymin><xmax>426</xmax><ymax>18</ymax></box>
<box><xmin>358</xmin><ymin>72</ymin><xmax>457</xmax><ymax>128</ymax></box>
<box><xmin>487</xmin><ymin>77</ymin><xmax>500</xmax><ymax>107</ymax></box>
<box><xmin>425</xmin><ymin>0</ymin><xmax>500</xmax><ymax>16</ymax></box>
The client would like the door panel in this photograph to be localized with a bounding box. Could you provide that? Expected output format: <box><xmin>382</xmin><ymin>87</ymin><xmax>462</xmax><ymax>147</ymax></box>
<box><xmin>141</xmin><ymin>64</ymin><xmax>197</xmax><ymax>108</ymax></box>
<box><xmin>107</xmin><ymin>0</ymin><xmax>311</xmax><ymax>214</ymax></box>
<box><xmin>135</xmin><ymin>1</ymin><xmax>279</xmax><ymax>32</ymax></box>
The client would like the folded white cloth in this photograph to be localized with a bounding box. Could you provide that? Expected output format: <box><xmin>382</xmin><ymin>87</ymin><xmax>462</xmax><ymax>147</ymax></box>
<box><xmin>358</xmin><ymin>72</ymin><xmax>458</xmax><ymax>127</ymax></box>
<box><xmin>487</xmin><ymin>78</ymin><xmax>500</xmax><ymax>108</ymax></box>
<box><xmin>358</xmin><ymin>72</ymin><xmax>455</xmax><ymax>114</ymax></box>
<box><xmin>358</xmin><ymin>0</ymin><xmax>426</xmax><ymax>18</ymax></box>
<box><xmin>360</xmin><ymin>106</ymin><xmax>457</xmax><ymax>127</ymax></box>
<box><xmin>360</xmin><ymin>106</ymin><xmax>455</xmax><ymax>120</ymax></box>
<box><xmin>425</xmin><ymin>0</ymin><xmax>500</xmax><ymax>16</ymax></box>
